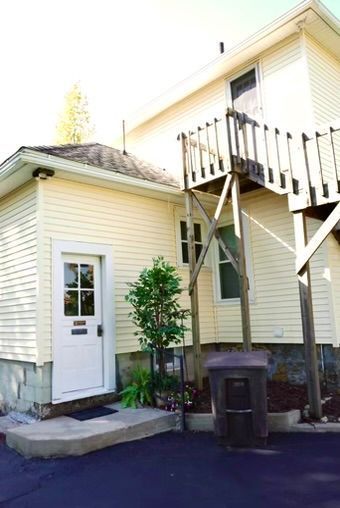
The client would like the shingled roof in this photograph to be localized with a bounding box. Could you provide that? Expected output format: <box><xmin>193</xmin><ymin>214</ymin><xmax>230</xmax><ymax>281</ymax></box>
<box><xmin>27</xmin><ymin>142</ymin><xmax>180</xmax><ymax>188</ymax></box>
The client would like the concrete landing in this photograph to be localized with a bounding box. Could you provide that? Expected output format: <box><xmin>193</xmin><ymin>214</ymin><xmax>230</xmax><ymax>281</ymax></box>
<box><xmin>6</xmin><ymin>403</ymin><xmax>176</xmax><ymax>458</ymax></box>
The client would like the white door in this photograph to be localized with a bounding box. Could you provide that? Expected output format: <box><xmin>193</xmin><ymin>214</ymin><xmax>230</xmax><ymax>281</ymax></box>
<box><xmin>58</xmin><ymin>255</ymin><xmax>104</xmax><ymax>398</ymax></box>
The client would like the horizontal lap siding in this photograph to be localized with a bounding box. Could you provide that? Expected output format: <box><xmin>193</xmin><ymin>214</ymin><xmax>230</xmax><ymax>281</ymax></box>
<box><xmin>305</xmin><ymin>35</ymin><xmax>340</xmax><ymax>125</ymax></box>
<box><xmin>215</xmin><ymin>191</ymin><xmax>333</xmax><ymax>344</ymax></box>
<box><xmin>261</xmin><ymin>36</ymin><xmax>312</xmax><ymax>132</ymax></box>
<box><xmin>41</xmin><ymin>179</ymin><xmax>216</xmax><ymax>361</ymax></box>
<box><xmin>0</xmin><ymin>182</ymin><xmax>38</xmax><ymax>361</ymax></box>
<box><xmin>305</xmin><ymin>35</ymin><xmax>340</xmax><ymax>187</ymax></box>
<box><xmin>327</xmin><ymin>236</ymin><xmax>340</xmax><ymax>346</ymax></box>
<box><xmin>305</xmin><ymin>35</ymin><xmax>340</xmax><ymax>344</ymax></box>
<box><xmin>126</xmin><ymin>79</ymin><xmax>225</xmax><ymax>179</ymax></box>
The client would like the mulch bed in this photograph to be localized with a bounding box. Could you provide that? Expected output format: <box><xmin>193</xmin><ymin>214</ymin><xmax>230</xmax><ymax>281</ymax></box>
<box><xmin>189</xmin><ymin>380</ymin><xmax>340</xmax><ymax>422</ymax></box>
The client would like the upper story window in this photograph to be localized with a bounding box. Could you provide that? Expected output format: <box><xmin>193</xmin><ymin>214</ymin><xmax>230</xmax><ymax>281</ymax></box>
<box><xmin>180</xmin><ymin>220</ymin><xmax>203</xmax><ymax>264</ymax></box>
<box><xmin>229</xmin><ymin>68</ymin><xmax>259</xmax><ymax>118</ymax></box>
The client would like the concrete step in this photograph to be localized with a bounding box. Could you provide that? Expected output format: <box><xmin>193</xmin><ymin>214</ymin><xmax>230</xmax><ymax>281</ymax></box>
<box><xmin>6</xmin><ymin>403</ymin><xmax>176</xmax><ymax>458</ymax></box>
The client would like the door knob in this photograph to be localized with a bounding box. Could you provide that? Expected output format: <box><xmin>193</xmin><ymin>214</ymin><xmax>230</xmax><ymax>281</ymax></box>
<box><xmin>97</xmin><ymin>324</ymin><xmax>103</xmax><ymax>337</ymax></box>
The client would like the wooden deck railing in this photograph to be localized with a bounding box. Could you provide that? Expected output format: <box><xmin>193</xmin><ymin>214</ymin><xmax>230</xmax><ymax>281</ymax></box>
<box><xmin>180</xmin><ymin>108</ymin><xmax>340</xmax><ymax>212</ymax></box>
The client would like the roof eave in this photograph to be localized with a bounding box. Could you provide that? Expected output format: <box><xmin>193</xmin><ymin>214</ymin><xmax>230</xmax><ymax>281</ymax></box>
<box><xmin>0</xmin><ymin>148</ymin><xmax>182</xmax><ymax>199</ymax></box>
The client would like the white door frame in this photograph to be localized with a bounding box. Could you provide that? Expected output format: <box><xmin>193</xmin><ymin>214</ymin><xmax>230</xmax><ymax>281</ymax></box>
<box><xmin>52</xmin><ymin>240</ymin><xmax>115</xmax><ymax>403</ymax></box>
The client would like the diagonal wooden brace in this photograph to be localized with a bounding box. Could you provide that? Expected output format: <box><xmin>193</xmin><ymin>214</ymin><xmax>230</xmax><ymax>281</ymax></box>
<box><xmin>188</xmin><ymin>174</ymin><xmax>233</xmax><ymax>295</ymax></box>
<box><xmin>191</xmin><ymin>192</ymin><xmax>239</xmax><ymax>274</ymax></box>
<box><xmin>295</xmin><ymin>201</ymin><xmax>340</xmax><ymax>274</ymax></box>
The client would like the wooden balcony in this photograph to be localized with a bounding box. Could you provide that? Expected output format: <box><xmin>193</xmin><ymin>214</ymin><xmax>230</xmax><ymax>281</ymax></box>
<box><xmin>180</xmin><ymin>108</ymin><xmax>340</xmax><ymax>212</ymax></box>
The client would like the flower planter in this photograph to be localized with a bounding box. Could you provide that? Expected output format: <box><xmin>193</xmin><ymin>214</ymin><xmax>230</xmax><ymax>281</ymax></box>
<box><xmin>154</xmin><ymin>392</ymin><xmax>170</xmax><ymax>409</ymax></box>
<box><xmin>177</xmin><ymin>410</ymin><xmax>301</xmax><ymax>433</ymax></box>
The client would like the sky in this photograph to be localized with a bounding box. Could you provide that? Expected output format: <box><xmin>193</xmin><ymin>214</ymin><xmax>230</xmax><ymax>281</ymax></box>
<box><xmin>0</xmin><ymin>0</ymin><xmax>339</xmax><ymax>161</ymax></box>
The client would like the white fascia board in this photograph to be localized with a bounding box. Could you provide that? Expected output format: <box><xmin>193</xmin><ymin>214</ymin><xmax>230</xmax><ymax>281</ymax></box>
<box><xmin>126</xmin><ymin>0</ymin><xmax>338</xmax><ymax>132</ymax></box>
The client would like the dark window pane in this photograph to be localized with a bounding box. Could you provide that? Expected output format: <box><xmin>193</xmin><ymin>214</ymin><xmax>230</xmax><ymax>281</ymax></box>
<box><xmin>219</xmin><ymin>263</ymin><xmax>240</xmax><ymax>299</ymax></box>
<box><xmin>181</xmin><ymin>242</ymin><xmax>189</xmax><ymax>264</ymax></box>
<box><xmin>80</xmin><ymin>291</ymin><xmax>95</xmax><ymax>316</ymax></box>
<box><xmin>64</xmin><ymin>290</ymin><xmax>79</xmax><ymax>316</ymax></box>
<box><xmin>195</xmin><ymin>243</ymin><xmax>202</xmax><ymax>262</ymax></box>
<box><xmin>218</xmin><ymin>225</ymin><xmax>238</xmax><ymax>260</ymax></box>
<box><xmin>64</xmin><ymin>263</ymin><xmax>78</xmax><ymax>288</ymax></box>
<box><xmin>194</xmin><ymin>223</ymin><xmax>202</xmax><ymax>242</ymax></box>
<box><xmin>180</xmin><ymin>221</ymin><xmax>187</xmax><ymax>241</ymax></box>
<box><xmin>80</xmin><ymin>264</ymin><xmax>94</xmax><ymax>289</ymax></box>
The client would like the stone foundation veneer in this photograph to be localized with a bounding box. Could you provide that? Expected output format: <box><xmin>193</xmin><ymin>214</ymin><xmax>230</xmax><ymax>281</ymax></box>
<box><xmin>0</xmin><ymin>359</ymin><xmax>52</xmax><ymax>416</ymax></box>
<box><xmin>0</xmin><ymin>359</ymin><xmax>118</xmax><ymax>419</ymax></box>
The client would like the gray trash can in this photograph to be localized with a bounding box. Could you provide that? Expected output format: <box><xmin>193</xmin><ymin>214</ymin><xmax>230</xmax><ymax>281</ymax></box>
<box><xmin>204</xmin><ymin>351</ymin><xmax>268</xmax><ymax>447</ymax></box>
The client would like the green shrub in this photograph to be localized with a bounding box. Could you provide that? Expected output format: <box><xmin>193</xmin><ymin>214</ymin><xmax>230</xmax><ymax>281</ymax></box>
<box><xmin>120</xmin><ymin>366</ymin><xmax>153</xmax><ymax>409</ymax></box>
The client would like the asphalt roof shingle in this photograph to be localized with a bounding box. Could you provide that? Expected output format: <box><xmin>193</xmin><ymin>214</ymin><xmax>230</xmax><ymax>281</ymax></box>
<box><xmin>28</xmin><ymin>142</ymin><xmax>179</xmax><ymax>188</ymax></box>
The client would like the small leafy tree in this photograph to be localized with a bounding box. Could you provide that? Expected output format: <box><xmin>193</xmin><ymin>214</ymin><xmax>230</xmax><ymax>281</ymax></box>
<box><xmin>126</xmin><ymin>257</ymin><xmax>190</xmax><ymax>377</ymax></box>
<box><xmin>55</xmin><ymin>82</ymin><xmax>94</xmax><ymax>145</ymax></box>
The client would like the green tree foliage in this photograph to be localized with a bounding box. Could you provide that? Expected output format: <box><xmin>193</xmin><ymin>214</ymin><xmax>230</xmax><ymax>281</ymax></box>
<box><xmin>55</xmin><ymin>82</ymin><xmax>93</xmax><ymax>145</ymax></box>
<box><xmin>125</xmin><ymin>257</ymin><xmax>190</xmax><ymax>377</ymax></box>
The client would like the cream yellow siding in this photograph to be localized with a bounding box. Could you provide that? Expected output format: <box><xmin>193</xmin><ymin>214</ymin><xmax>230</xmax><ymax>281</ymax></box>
<box><xmin>304</xmin><ymin>34</ymin><xmax>340</xmax><ymax>195</ymax></box>
<box><xmin>214</xmin><ymin>190</ymin><xmax>334</xmax><ymax>345</ymax></box>
<box><xmin>126</xmin><ymin>78</ymin><xmax>226</xmax><ymax>180</ymax></box>
<box><xmin>0</xmin><ymin>181</ymin><xmax>38</xmax><ymax>362</ymax></box>
<box><xmin>327</xmin><ymin>235</ymin><xmax>340</xmax><ymax>347</ymax></box>
<box><xmin>261</xmin><ymin>35</ymin><xmax>313</xmax><ymax>131</ymax></box>
<box><xmin>40</xmin><ymin>179</ymin><xmax>336</xmax><ymax>363</ymax></box>
<box><xmin>126</xmin><ymin>35</ymin><xmax>315</xmax><ymax>179</ymax></box>
<box><xmin>40</xmin><ymin>178</ymin><xmax>216</xmax><ymax>361</ymax></box>
<box><xmin>305</xmin><ymin>34</ymin><xmax>340</xmax><ymax>125</ymax></box>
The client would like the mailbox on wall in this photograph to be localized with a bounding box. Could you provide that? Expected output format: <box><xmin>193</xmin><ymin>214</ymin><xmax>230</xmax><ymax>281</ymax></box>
<box><xmin>204</xmin><ymin>351</ymin><xmax>268</xmax><ymax>447</ymax></box>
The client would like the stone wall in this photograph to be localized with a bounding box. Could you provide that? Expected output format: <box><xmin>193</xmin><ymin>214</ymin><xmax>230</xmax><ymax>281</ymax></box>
<box><xmin>116</xmin><ymin>343</ymin><xmax>340</xmax><ymax>391</ymax></box>
<box><xmin>0</xmin><ymin>359</ymin><xmax>52</xmax><ymax>416</ymax></box>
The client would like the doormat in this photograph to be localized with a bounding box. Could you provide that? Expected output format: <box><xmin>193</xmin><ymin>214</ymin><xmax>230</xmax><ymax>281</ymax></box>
<box><xmin>68</xmin><ymin>406</ymin><xmax>118</xmax><ymax>421</ymax></box>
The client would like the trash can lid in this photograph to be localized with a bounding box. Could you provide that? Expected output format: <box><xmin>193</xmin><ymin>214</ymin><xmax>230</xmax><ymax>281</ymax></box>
<box><xmin>204</xmin><ymin>351</ymin><xmax>268</xmax><ymax>370</ymax></box>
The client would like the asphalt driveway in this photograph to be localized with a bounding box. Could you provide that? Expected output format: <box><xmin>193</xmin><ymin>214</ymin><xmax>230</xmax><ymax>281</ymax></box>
<box><xmin>1</xmin><ymin>432</ymin><xmax>340</xmax><ymax>507</ymax></box>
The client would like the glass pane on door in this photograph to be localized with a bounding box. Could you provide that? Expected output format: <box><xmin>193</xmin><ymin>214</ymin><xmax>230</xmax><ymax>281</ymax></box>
<box><xmin>80</xmin><ymin>264</ymin><xmax>94</xmax><ymax>289</ymax></box>
<box><xmin>80</xmin><ymin>291</ymin><xmax>95</xmax><ymax>316</ymax></box>
<box><xmin>64</xmin><ymin>290</ymin><xmax>79</xmax><ymax>316</ymax></box>
<box><xmin>64</xmin><ymin>263</ymin><xmax>78</xmax><ymax>288</ymax></box>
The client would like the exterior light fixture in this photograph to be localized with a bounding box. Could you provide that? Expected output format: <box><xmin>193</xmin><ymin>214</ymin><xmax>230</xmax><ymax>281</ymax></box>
<box><xmin>32</xmin><ymin>168</ymin><xmax>55</xmax><ymax>181</ymax></box>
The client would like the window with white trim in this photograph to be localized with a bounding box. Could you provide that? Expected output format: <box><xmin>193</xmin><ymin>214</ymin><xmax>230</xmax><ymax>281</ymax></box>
<box><xmin>179</xmin><ymin>220</ymin><xmax>203</xmax><ymax>264</ymax></box>
<box><xmin>215</xmin><ymin>213</ymin><xmax>254</xmax><ymax>303</ymax></box>
<box><xmin>217</xmin><ymin>224</ymin><xmax>240</xmax><ymax>300</ymax></box>
<box><xmin>227</xmin><ymin>67</ymin><xmax>261</xmax><ymax>118</ymax></box>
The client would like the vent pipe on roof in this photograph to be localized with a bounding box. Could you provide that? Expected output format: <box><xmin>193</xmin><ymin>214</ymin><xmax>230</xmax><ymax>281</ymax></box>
<box><xmin>219</xmin><ymin>42</ymin><xmax>224</xmax><ymax>54</ymax></box>
<box><xmin>122</xmin><ymin>120</ymin><xmax>127</xmax><ymax>155</ymax></box>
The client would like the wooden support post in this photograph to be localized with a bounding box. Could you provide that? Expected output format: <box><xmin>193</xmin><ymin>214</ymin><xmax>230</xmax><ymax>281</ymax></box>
<box><xmin>185</xmin><ymin>189</ymin><xmax>202</xmax><ymax>389</ymax></box>
<box><xmin>231</xmin><ymin>173</ymin><xmax>252</xmax><ymax>352</ymax></box>
<box><xmin>293</xmin><ymin>211</ymin><xmax>322</xmax><ymax>419</ymax></box>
